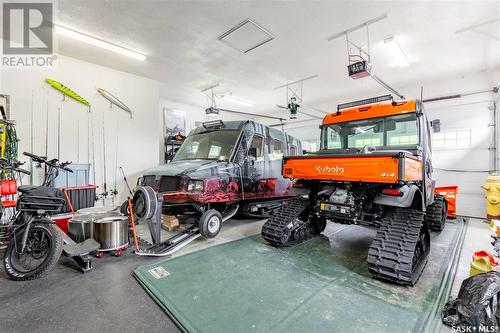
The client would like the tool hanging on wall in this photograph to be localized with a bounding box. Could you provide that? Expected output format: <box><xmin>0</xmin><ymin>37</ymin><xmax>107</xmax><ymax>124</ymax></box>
<box><xmin>57</xmin><ymin>105</ymin><xmax>62</xmax><ymax>160</ymax></box>
<box><xmin>45</xmin><ymin>78</ymin><xmax>95</xmax><ymax>184</ymax></box>
<box><xmin>76</xmin><ymin>120</ymin><xmax>80</xmax><ymax>162</ymax></box>
<box><xmin>0</xmin><ymin>95</ymin><xmax>18</xmax><ymax>180</ymax></box>
<box><xmin>101</xmin><ymin>109</ymin><xmax>108</xmax><ymax>205</ymax></box>
<box><xmin>90</xmin><ymin>112</ymin><xmax>96</xmax><ymax>185</ymax></box>
<box><xmin>30</xmin><ymin>91</ymin><xmax>34</xmax><ymax>184</ymax></box>
<box><xmin>112</xmin><ymin>115</ymin><xmax>120</xmax><ymax>204</ymax></box>
<box><xmin>45</xmin><ymin>91</ymin><xmax>49</xmax><ymax>158</ymax></box>
<box><xmin>97</xmin><ymin>88</ymin><xmax>134</xmax><ymax>204</ymax></box>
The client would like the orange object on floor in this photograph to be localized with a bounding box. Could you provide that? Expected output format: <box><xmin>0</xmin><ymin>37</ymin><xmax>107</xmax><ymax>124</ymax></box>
<box><xmin>435</xmin><ymin>186</ymin><xmax>458</xmax><ymax>218</ymax></box>
<box><xmin>474</xmin><ymin>250</ymin><xmax>499</xmax><ymax>266</ymax></box>
<box><xmin>128</xmin><ymin>198</ymin><xmax>139</xmax><ymax>252</ymax></box>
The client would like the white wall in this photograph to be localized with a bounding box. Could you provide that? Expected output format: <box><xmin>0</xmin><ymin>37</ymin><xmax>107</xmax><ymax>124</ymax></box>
<box><xmin>1</xmin><ymin>55</ymin><xmax>160</xmax><ymax>204</ymax></box>
<box><xmin>159</xmin><ymin>98</ymin><xmax>262</xmax><ymax>161</ymax></box>
<box><xmin>426</xmin><ymin>94</ymin><xmax>493</xmax><ymax>218</ymax></box>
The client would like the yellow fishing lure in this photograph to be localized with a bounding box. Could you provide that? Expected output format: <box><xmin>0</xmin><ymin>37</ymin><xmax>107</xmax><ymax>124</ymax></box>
<box><xmin>45</xmin><ymin>78</ymin><xmax>90</xmax><ymax>107</ymax></box>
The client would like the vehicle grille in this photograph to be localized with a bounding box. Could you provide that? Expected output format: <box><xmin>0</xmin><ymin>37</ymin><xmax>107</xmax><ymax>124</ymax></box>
<box><xmin>142</xmin><ymin>175</ymin><xmax>157</xmax><ymax>188</ymax></box>
<box><xmin>159</xmin><ymin>176</ymin><xmax>181</xmax><ymax>192</ymax></box>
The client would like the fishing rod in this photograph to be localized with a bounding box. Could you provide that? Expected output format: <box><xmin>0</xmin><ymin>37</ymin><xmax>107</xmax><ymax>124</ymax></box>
<box><xmin>111</xmin><ymin>112</ymin><xmax>120</xmax><ymax>203</ymax></box>
<box><xmin>29</xmin><ymin>91</ymin><xmax>34</xmax><ymax>185</ymax></box>
<box><xmin>76</xmin><ymin>120</ymin><xmax>80</xmax><ymax>162</ymax></box>
<box><xmin>57</xmin><ymin>105</ymin><xmax>62</xmax><ymax>160</ymax></box>
<box><xmin>96</xmin><ymin>88</ymin><xmax>134</xmax><ymax>204</ymax></box>
<box><xmin>45</xmin><ymin>91</ymin><xmax>49</xmax><ymax>158</ymax></box>
<box><xmin>101</xmin><ymin>109</ymin><xmax>108</xmax><ymax>205</ymax></box>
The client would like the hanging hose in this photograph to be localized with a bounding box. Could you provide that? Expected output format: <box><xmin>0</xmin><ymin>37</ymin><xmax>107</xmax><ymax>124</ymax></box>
<box><xmin>3</xmin><ymin>122</ymin><xmax>19</xmax><ymax>179</ymax></box>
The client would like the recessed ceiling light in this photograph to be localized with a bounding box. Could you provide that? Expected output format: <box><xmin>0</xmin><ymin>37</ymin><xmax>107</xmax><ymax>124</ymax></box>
<box><xmin>54</xmin><ymin>25</ymin><xmax>146</xmax><ymax>61</ymax></box>
<box><xmin>218</xmin><ymin>19</ymin><xmax>274</xmax><ymax>53</ymax></box>
<box><xmin>383</xmin><ymin>36</ymin><xmax>409</xmax><ymax>67</ymax></box>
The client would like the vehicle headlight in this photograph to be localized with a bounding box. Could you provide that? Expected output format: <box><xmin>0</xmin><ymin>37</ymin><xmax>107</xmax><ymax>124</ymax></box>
<box><xmin>187</xmin><ymin>179</ymin><xmax>204</xmax><ymax>193</ymax></box>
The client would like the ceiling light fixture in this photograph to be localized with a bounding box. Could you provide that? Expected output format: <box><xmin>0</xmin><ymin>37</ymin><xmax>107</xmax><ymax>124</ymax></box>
<box><xmin>219</xmin><ymin>94</ymin><xmax>254</xmax><ymax>107</ymax></box>
<box><xmin>218</xmin><ymin>19</ymin><xmax>274</xmax><ymax>53</ymax></box>
<box><xmin>54</xmin><ymin>25</ymin><xmax>146</xmax><ymax>61</ymax></box>
<box><xmin>383</xmin><ymin>36</ymin><xmax>409</xmax><ymax>67</ymax></box>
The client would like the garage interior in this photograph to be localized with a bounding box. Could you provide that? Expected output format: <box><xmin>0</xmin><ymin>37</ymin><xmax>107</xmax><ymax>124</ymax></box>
<box><xmin>0</xmin><ymin>1</ymin><xmax>499</xmax><ymax>332</ymax></box>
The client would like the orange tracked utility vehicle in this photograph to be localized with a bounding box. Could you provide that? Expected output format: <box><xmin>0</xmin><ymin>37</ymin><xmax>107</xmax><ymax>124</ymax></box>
<box><xmin>261</xmin><ymin>95</ymin><xmax>447</xmax><ymax>286</ymax></box>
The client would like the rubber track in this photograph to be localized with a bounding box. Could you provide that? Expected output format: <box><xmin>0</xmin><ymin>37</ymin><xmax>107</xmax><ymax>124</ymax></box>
<box><xmin>367</xmin><ymin>209</ymin><xmax>428</xmax><ymax>286</ymax></box>
<box><xmin>425</xmin><ymin>194</ymin><xmax>446</xmax><ymax>231</ymax></box>
<box><xmin>261</xmin><ymin>197</ymin><xmax>311</xmax><ymax>246</ymax></box>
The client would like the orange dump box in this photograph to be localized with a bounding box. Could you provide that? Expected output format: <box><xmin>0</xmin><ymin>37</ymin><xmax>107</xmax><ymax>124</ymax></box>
<box><xmin>283</xmin><ymin>152</ymin><xmax>422</xmax><ymax>184</ymax></box>
<box><xmin>435</xmin><ymin>185</ymin><xmax>458</xmax><ymax>218</ymax></box>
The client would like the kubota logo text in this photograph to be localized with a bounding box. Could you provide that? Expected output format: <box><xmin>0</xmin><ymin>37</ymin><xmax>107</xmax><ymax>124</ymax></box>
<box><xmin>315</xmin><ymin>165</ymin><xmax>345</xmax><ymax>173</ymax></box>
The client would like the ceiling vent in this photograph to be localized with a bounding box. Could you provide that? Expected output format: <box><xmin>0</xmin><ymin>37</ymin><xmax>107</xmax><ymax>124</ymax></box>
<box><xmin>218</xmin><ymin>19</ymin><xmax>274</xmax><ymax>53</ymax></box>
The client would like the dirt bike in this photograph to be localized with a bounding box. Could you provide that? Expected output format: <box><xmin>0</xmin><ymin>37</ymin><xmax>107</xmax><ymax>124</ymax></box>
<box><xmin>1</xmin><ymin>152</ymin><xmax>73</xmax><ymax>281</ymax></box>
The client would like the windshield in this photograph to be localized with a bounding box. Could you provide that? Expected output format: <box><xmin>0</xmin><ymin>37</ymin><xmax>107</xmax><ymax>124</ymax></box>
<box><xmin>321</xmin><ymin>113</ymin><xmax>419</xmax><ymax>150</ymax></box>
<box><xmin>173</xmin><ymin>129</ymin><xmax>240</xmax><ymax>161</ymax></box>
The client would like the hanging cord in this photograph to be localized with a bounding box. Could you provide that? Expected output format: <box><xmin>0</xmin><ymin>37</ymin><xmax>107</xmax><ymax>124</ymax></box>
<box><xmin>3</xmin><ymin>123</ymin><xmax>19</xmax><ymax>179</ymax></box>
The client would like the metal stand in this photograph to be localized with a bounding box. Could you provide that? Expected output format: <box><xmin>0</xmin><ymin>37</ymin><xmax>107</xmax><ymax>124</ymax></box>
<box><xmin>59</xmin><ymin>228</ymin><xmax>100</xmax><ymax>273</ymax></box>
<box><xmin>135</xmin><ymin>226</ymin><xmax>201</xmax><ymax>257</ymax></box>
<box><xmin>131</xmin><ymin>185</ymin><xmax>201</xmax><ymax>257</ymax></box>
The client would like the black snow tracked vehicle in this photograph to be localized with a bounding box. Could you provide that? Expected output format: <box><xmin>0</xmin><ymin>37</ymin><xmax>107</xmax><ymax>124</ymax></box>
<box><xmin>132</xmin><ymin>120</ymin><xmax>302</xmax><ymax>256</ymax></box>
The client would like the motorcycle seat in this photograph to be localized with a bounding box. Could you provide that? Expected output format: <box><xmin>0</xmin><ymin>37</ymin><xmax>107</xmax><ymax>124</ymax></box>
<box><xmin>18</xmin><ymin>185</ymin><xmax>37</xmax><ymax>193</ymax></box>
<box><xmin>18</xmin><ymin>185</ymin><xmax>64</xmax><ymax>198</ymax></box>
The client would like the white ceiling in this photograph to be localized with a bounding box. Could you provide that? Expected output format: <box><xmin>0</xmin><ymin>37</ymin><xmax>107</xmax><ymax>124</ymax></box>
<box><xmin>57</xmin><ymin>1</ymin><xmax>500</xmax><ymax>124</ymax></box>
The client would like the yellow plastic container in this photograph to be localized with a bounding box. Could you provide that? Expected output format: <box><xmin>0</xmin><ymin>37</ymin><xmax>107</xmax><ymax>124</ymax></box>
<box><xmin>482</xmin><ymin>173</ymin><xmax>500</xmax><ymax>220</ymax></box>
<box><xmin>470</xmin><ymin>257</ymin><xmax>493</xmax><ymax>277</ymax></box>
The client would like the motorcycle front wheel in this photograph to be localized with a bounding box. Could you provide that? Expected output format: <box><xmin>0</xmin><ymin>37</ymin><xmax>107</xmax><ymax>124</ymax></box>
<box><xmin>3</xmin><ymin>222</ymin><xmax>63</xmax><ymax>281</ymax></box>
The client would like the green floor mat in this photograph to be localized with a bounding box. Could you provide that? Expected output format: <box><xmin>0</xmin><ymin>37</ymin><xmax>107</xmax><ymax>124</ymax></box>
<box><xmin>134</xmin><ymin>221</ymin><xmax>465</xmax><ymax>333</ymax></box>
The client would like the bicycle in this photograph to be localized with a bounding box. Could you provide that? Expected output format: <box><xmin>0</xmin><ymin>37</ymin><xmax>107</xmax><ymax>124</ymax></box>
<box><xmin>1</xmin><ymin>152</ymin><xmax>74</xmax><ymax>280</ymax></box>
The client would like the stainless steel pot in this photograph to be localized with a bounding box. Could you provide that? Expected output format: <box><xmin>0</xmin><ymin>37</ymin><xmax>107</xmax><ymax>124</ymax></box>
<box><xmin>77</xmin><ymin>206</ymin><xmax>117</xmax><ymax>215</ymax></box>
<box><xmin>77</xmin><ymin>206</ymin><xmax>119</xmax><ymax>221</ymax></box>
<box><xmin>68</xmin><ymin>215</ymin><xmax>94</xmax><ymax>243</ymax></box>
<box><xmin>93</xmin><ymin>216</ymin><xmax>129</xmax><ymax>250</ymax></box>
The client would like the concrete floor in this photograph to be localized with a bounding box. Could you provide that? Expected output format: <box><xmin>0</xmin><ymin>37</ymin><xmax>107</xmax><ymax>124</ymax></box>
<box><xmin>441</xmin><ymin>218</ymin><xmax>491</xmax><ymax>333</ymax></box>
<box><xmin>0</xmin><ymin>217</ymin><xmax>490</xmax><ymax>333</ymax></box>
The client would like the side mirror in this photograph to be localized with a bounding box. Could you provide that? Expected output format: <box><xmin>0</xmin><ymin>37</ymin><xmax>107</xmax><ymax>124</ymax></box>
<box><xmin>431</xmin><ymin>119</ymin><xmax>441</xmax><ymax>133</ymax></box>
<box><xmin>248</xmin><ymin>147</ymin><xmax>257</xmax><ymax>158</ymax></box>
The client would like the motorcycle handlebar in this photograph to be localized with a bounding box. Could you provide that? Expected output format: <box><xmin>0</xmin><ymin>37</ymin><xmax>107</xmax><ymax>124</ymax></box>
<box><xmin>15</xmin><ymin>167</ymin><xmax>31</xmax><ymax>175</ymax></box>
<box><xmin>23</xmin><ymin>152</ymin><xmax>72</xmax><ymax>171</ymax></box>
<box><xmin>23</xmin><ymin>152</ymin><xmax>45</xmax><ymax>163</ymax></box>
<box><xmin>62</xmin><ymin>167</ymin><xmax>74</xmax><ymax>173</ymax></box>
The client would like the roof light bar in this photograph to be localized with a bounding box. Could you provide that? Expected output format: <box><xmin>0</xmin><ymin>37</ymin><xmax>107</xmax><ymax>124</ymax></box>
<box><xmin>54</xmin><ymin>25</ymin><xmax>146</xmax><ymax>61</ymax></box>
<box><xmin>202</xmin><ymin>120</ymin><xmax>225</xmax><ymax>129</ymax></box>
<box><xmin>337</xmin><ymin>95</ymin><xmax>393</xmax><ymax>112</ymax></box>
